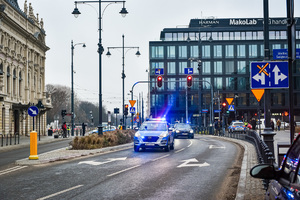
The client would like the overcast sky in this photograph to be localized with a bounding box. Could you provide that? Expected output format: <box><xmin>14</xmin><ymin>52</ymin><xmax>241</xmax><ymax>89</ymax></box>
<box><xmin>18</xmin><ymin>0</ymin><xmax>299</xmax><ymax>113</ymax></box>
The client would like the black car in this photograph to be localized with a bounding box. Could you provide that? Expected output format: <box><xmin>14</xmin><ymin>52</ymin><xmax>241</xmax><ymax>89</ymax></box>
<box><xmin>173</xmin><ymin>123</ymin><xmax>194</xmax><ymax>139</ymax></box>
<box><xmin>250</xmin><ymin>134</ymin><xmax>300</xmax><ymax>200</ymax></box>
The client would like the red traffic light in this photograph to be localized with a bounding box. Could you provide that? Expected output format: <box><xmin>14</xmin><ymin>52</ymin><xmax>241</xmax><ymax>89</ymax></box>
<box><xmin>125</xmin><ymin>104</ymin><xmax>129</xmax><ymax>108</ymax></box>
<box><xmin>157</xmin><ymin>76</ymin><xmax>163</xmax><ymax>88</ymax></box>
<box><xmin>187</xmin><ymin>75</ymin><xmax>192</xmax><ymax>87</ymax></box>
<box><xmin>222</xmin><ymin>102</ymin><xmax>227</xmax><ymax>107</ymax></box>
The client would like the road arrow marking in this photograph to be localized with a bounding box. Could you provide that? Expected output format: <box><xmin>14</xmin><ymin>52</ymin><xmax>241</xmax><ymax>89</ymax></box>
<box><xmin>273</xmin><ymin>65</ymin><xmax>287</xmax><ymax>85</ymax></box>
<box><xmin>209</xmin><ymin>145</ymin><xmax>226</xmax><ymax>149</ymax></box>
<box><xmin>78</xmin><ymin>157</ymin><xmax>127</xmax><ymax>166</ymax></box>
<box><xmin>29</xmin><ymin>108</ymin><xmax>37</xmax><ymax>115</ymax></box>
<box><xmin>177</xmin><ymin>158</ymin><xmax>210</xmax><ymax>168</ymax></box>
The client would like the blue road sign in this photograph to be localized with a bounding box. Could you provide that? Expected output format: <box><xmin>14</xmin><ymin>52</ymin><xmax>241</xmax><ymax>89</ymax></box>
<box><xmin>130</xmin><ymin>107</ymin><xmax>136</xmax><ymax>114</ymax></box>
<box><xmin>228</xmin><ymin>105</ymin><xmax>235</xmax><ymax>112</ymax></box>
<box><xmin>155</xmin><ymin>68</ymin><xmax>164</xmax><ymax>75</ymax></box>
<box><xmin>184</xmin><ymin>68</ymin><xmax>194</xmax><ymax>74</ymax></box>
<box><xmin>273</xmin><ymin>49</ymin><xmax>300</xmax><ymax>60</ymax></box>
<box><xmin>28</xmin><ymin>106</ymin><xmax>39</xmax><ymax>117</ymax></box>
<box><xmin>214</xmin><ymin>110</ymin><xmax>221</xmax><ymax>113</ymax></box>
<box><xmin>251</xmin><ymin>61</ymin><xmax>289</xmax><ymax>89</ymax></box>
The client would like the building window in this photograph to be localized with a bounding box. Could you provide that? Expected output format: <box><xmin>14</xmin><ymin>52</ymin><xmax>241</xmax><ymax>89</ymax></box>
<box><xmin>226</xmin><ymin>77</ymin><xmax>235</xmax><ymax>90</ymax></box>
<box><xmin>179</xmin><ymin>78</ymin><xmax>186</xmax><ymax>90</ymax></box>
<box><xmin>202</xmin><ymin>45</ymin><xmax>210</xmax><ymax>58</ymax></box>
<box><xmin>191</xmin><ymin>77</ymin><xmax>199</xmax><ymax>90</ymax></box>
<box><xmin>225</xmin><ymin>61</ymin><xmax>235</xmax><ymax>75</ymax></box>
<box><xmin>212</xmin><ymin>32</ymin><xmax>218</xmax><ymax>40</ymax></box>
<box><xmin>168</xmin><ymin>94</ymin><xmax>175</xmax><ymax>106</ymax></box>
<box><xmin>237</xmin><ymin>93</ymin><xmax>247</xmax><ymax>106</ymax></box>
<box><xmin>269</xmin><ymin>31</ymin><xmax>275</xmax><ymax>40</ymax></box>
<box><xmin>168</xmin><ymin>78</ymin><xmax>176</xmax><ymax>91</ymax></box>
<box><xmin>202</xmin><ymin>77</ymin><xmax>211</xmax><ymax>90</ymax></box>
<box><xmin>190</xmin><ymin>45</ymin><xmax>198</xmax><ymax>58</ymax></box>
<box><xmin>151</xmin><ymin>62</ymin><xmax>164</xmax><ymax>75</ymax></box>
<box><xmin>214</xmin><ymin>61</ymin><xmax>222</xmax><ymax>74</ymax></box>
<box><xmin>167</xmin><ymin>62</ymin><xmax>176</xmax><ymax>75</ymax></box>
<box><xmin>237</xmin><ymin>45</ymin><xmax>246</xmax><ymax>58</ymax></box>
<box><xmin>214</xmin><ymin>77</ymin><xmax>222</xmax><ymax>90</ymax></box>
<box><xmin>165</xmin><ymin>33</ymin><xmax>172</xmax><ymax>41</ymax></box>
<box><xmin>253</xmin><ymin>32</ymin><xmax>258</xmax><ymax>40</ymax></box>
<box><xmin>167</xmin><ymin>46</ymin><xmax>176</xmax><ymax>59</ymax></box>
<box><xmin>260</xmin><ymin>44</ymin><xmax>264</xmax><ymax>57</ymax></box>
<box><xmin>213</xmin><ymin>45</ymin><xmax>222</xmax><ymax>58</ymax></box>
<box><xmin>237</xmin><ymin>61</ymin><xmax>246</xmax><ymax>74</ymax></box>
<box><xmin>173</xmin><ymin>33</ymin><xmax>178</xmax><ymax>41</ymax></box>
<box><xmin>258</xmin><ymin>31</ymin><xmax>264</xmax><ymax>40</ymax></box>
<box><xmin>179</xmin><ymin>46</ymin><xmax>187</xmax><ymax>58</ymax></box>
<box><xmin>272</xmin><ymin>44</ymin><xmax>281</xmax><ymax>50</ymax></box>
<box><xmin>0</xmin><ymin>62</ymin><xmax>3</xmax><ymax>75</ymax></box>
<box><xmin>237</xmin><ymin>77</ymin><xmax>246</xmax><ymax>90</ymax></box>
<box><xmin>218</xmin><ymin>32</ymin><xmax>223</xmax><ymax>40</ymax></box>
<box><xmin>225</xmin><ymin>45</ymin><xmax>234</xmax><ymax>58</ymax></box>
<box><xmin>151</xmin><ymin>46</ymin><xmax>164</xmax><ymax>59</ymax></box>
<box><xmin>249</xmin><ymin>45</ymin><xmax>257</xmax><ymax>58</ymax></box>
<box><xmin>223</xmin><ymin>32</ymin><xmax>229</xmax><ymax>40</ymax></box>
<box><xmin>235</xmin><ymin>32</ymin><xmax>241</xmax><ymax>40</ymax></box>
<box><xmin>191</xmin><ymin>62</ymin><xmax>199</xmax><ymax>74</ymax></box>
<box><xmin>179</xmin><ymin>62</ymin><xmax>187</xmax><ymax>75</ymax></box>
<box><xmin>202</xmin><ymin>61</ymin><xmax>211</xmax><ymax>75</ymax></box>
<box><xmin>272</xmin><ymin>93</ymin><xmax>283</xmax><ymax>106</ymax></box>
<box><xmin>246</xmin><ymin>32</ymin><xmax>252</xmax><ymax>40</ymax></box>
<box><xmin>178</xmin><ymin>33</ymin><xmax>183</xmax><ymax>41</ymax></box>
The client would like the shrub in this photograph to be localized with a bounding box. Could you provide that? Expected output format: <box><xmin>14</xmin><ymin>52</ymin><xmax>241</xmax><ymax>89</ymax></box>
<box><xmin>70</xmin><ymin>129</ymin><xmax>136</xmax><ymax>150</ymax></box>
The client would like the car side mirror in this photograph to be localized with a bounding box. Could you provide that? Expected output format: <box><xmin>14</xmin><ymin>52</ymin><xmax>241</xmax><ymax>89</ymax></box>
<box><xmin>250</xmin><ymin>164</ymin><xmax>276</xmax><ymax>179</ymax></box>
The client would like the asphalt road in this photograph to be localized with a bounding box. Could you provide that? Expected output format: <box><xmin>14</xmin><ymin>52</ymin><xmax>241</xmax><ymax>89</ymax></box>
<box><xmin>0</xmin><ymin>139</ymin><xmax>72</xmax><ymax>170</ymax></box>
<box><xmin>0</xmin><ymin>135</ymin><xmax>239</xmax><ymax>200</ymax></box>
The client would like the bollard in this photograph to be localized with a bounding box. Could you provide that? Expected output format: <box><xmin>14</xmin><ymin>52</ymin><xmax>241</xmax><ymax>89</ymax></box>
<box><xmin>1</xmin><ymin>134</ymin><xmax>3</xmax><ymax>147</ymax></box>
<box><xmin>29</xmin><ymin>131</ymin><xmax>39</xmax><ymax>160</ymax></box>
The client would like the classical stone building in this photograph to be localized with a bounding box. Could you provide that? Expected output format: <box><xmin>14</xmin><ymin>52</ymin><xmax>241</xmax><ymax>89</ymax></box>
<box><xmin>0</xmin><ymin>0</ymin><xmax>51</xmax><ymax>136</ymax></box>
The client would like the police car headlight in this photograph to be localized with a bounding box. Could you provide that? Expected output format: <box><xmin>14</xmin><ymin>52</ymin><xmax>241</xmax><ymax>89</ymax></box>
<box><xmin>135</xmin><ymin>132</ymin><xmax>141</xmax><ymax>137</ymax></box>
<box><xmin>189</xmin><ymin>130</ymin><xmax>194</xmax><ymax>133</ymax></box>
<box><xmin>176</xmin><ymin>130</ymin><xmax>180</xmax><ymax>133</ymax></box>
<box><xmin>159</xmin><ymin>132</ymin><xmax>168</xmax><ymax>138</ymax></box>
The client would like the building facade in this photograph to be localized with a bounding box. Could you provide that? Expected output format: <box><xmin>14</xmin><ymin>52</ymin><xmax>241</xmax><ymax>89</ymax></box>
<box><xmin>0</xmin><ymin>0</ymin><xmax>51</xmax><ymax>136</ymax></box>
<box><xmin>149</xmin><ymin>17</ymin><xmax>300</xmax><ymax>125</ymax></box>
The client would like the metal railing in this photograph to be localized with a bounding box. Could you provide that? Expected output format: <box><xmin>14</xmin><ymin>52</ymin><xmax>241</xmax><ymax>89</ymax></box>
<box><xmin>1</xmin><ymin>132</ymin><xmax>20</xmax><ymax>147</ymax></box>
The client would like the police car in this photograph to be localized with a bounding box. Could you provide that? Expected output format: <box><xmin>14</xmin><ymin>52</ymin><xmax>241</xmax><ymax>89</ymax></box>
<box><xmin>133</xmin><ymin>119</ymin><xmax>175</xmax><ymax>152</ymax></box>
<box><xmin>228</xmin><ymin>121</ymin><xmax>246</xmax><ymax>133</ymax></box>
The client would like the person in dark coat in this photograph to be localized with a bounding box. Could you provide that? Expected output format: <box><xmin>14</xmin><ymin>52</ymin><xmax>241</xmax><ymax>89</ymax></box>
<box><xmin>271</xmin><ymin>120</ymin><xmax>275</xmax><ymax>131</ymax></box>
<box><xmin>252</xmin><ymin>118</ymin><xmax>256</xmax><ymax>131</ymax></box>
<box><xmin>82</xmin><ymin>122</ymin><xmax>86</xmax><ymax>136</ymax></box>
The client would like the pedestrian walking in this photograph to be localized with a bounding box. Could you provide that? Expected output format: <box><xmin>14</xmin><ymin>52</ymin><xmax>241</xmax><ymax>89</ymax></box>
<box><xmin>271</xmin><ymin>120</ymin><xmax>275</xmax><ymax>131</ymax></box>
<box><xmin>277</xmin><ymin>119</ymin><xmax>281</xmax><ymax>131</ymax></box>
<box><xmin>252</xmin><ymin>118</ymin><xmax>256</xmax><ymax>131</ymax></box>
<box><xmin>62</xmin><ymin>122</ymin><xmax>67</xmax><ymax>138</ymax></box>
<box><xmin>82</xmin><ymin>122</ymin><xmax>87</xmax><ymax>136</ymax></box>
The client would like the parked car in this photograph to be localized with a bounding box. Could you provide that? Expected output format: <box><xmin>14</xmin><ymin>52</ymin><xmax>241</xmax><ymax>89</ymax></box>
<box><xmin>173</xmin><ymin>123</ymin><xmax>194</xmax><ymax>139</ymax></box>
<box><xmin>250</xmin><ymin>134</ymin><xmax>300</xmax><ymax>200</ymax></box>
<box><xmin>228</xmin><ymin>121</ymin><xmax>246</xmax><ymax>133</ymax></box>
<box><xmin>133</xmin><ymin>119</ymin><xmax>175</xmax><ymax>152</ymax></box>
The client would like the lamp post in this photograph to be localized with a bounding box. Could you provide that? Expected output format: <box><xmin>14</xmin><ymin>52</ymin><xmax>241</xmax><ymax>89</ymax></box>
<box><xmin>71</xmin><ymin>40</ymin><xmax>86</xmax><ymax>137</ymax></box>
<box><xmin>72</xmin><ymin>1</ymin><xmax>128</xmax><ymax>135</ymax></box>
<box><xmin>106</xmin><ymin>34</ymin><xmax>140</xmax><ymax>129</ymax></box>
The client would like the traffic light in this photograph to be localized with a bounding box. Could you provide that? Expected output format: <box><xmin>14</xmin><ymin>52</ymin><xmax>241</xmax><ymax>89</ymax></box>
<box><xmin>61</xmin><ymin>109</ymin><xmax>67</xmax><ymax>119</ymax></box>
<box><xmin>221</xmin><ymin>102</ymin><xmax>227</xmax><ymax>113</ymax></box>
<box><xmin>157</xmin><ymin>76</ymin><xmax>162</xmax><ymax>88</ymax></box>
<box><xmin>124</xmin><ymin>104</ymin><xmax>129</xmax><ymax>116</ymax></box>
<box><xmin>187</xmin><ymin>75</ymin><xmax>192</xmax><ymax>88</ymax></box>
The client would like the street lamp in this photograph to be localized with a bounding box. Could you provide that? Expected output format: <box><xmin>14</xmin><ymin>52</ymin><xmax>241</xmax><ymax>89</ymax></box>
<box><xmin>71</xmin><ymin>40</ymin><xmax>86</xmax><ymax>137</ymax></box>
<box><xmin>106</xmin><ymin>34</ymin><xmax>140</xmax><ymax>129</ymax></box>
<box><xmin>72</xmin><ymin>0</ymin><xmax>128</xmax><ymax>135</ymax></box>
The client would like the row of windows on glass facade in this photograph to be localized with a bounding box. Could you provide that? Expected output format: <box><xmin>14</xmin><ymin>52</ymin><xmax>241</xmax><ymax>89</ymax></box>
<box><xmin>150</xmin><ymin>92</ymin><xmax>290</xmax><ymax>107</ymax></box>
<box><xmin>163</xmin><ymin>30</ymin><xmax>300</xmax><ymax>42</ymax></box>
<box><xmin>151</xmin><ymin>43</ymin><xmax>300</xmax><ymax>59</ymax></box>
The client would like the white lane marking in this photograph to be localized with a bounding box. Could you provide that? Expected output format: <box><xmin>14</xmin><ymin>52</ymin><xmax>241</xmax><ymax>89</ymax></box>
<box><xmin>37</xmin><ymin>185</ymin><xmax>83</xmax><ymax>200</ymax></box>
<box><xmin>0</xmin><ymin>166</ymin><xmax>28</xmax><ymax>176</ymax></box>
<box><xmin>151</xmin><ymin>154</ymin><xmax>170</xmax><ymax>161</ymax></box>
<box><xmin>209</xmin><ymin>145</ymin><xmax>226</xmax><ymax>149</ymax></box>
<box><xmin>177</xmin><ymin>158</ymin><xmax>210</xmax><ymax>168</ymax></box>
<box><xmin>107</xmin><ymin>165</ymin><xmax>141</xmax><ymax>177</ymax></box>
<box><xmin>187</xmin><ymin>140</ymin><xmax>193</xmax><ymax>148</ymax></box>
<box><xmin>175</xmin><ymin>148</ymin><xmax>185</xmax><ymax>153</ymax></box>
<box><xmin>78</xmin><ymin>157</ymin><xmax>127</xmax><ymax>166</ymax></box>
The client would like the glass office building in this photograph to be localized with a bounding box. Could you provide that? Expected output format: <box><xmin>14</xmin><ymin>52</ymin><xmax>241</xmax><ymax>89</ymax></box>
<box><xmin>149</xmin><ymin>17</ymin><xmax>300</xmax><ymax>125</ymax></box>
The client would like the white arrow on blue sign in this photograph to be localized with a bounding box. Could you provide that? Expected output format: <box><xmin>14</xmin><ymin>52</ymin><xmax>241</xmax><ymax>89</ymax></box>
<box><xmin>28</xmin><ymin>106</ymin><xmax>39</xmax><ymax>117</ymax></box>
<box><xmin>184</xmin><ymin>68</ymin><xmax>194</xmax><ymax>74</ymax></box>
<box><xmin>155</xmin><ymin>68</ymin><xmax>164</xmax><ymax>75</ymax></box>
<box><xmin>251</xmin><ymin>61</ymin><xmax>289</xmax><ymax>89</ymax></box>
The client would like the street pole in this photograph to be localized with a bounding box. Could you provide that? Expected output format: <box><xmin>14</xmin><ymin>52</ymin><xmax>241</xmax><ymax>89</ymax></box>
<box><xmin>71</xmin><ymin>40</ymin><xmax>75</xmax><ymax>137</ymax></box>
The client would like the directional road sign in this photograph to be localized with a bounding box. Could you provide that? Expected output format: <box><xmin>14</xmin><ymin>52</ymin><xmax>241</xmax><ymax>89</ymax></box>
<box><xmin>184</xmin><ymin>68</ymin><xmax>194</xmax><ymax>75</ymax></box>
<box><xmin>228</xmin><ymin>105</ymin><xmax>235</xmax><ymax>112</ymax></box>
<box><xmin>28</xmin><ymin>106</ymin><xmax>39</xmax><ymax>117</ymax></box>
<box><xmin>130</xmin><ymin>107</ymin><xmax>136</xmax><ymax>114</ymax></box>
<box><xmin>273</xmin><ymin>49</ymin><xmax>300</xmax><ymax>60</ymax></box>
<box><xmin>251</xmin><ymin>61</ymin><xmax>289</xmax><ymax>89</ymax></box>
<box><xmin>155</xmin><ymin>68</ymin><xmax>164</xmax><ymax>75</ymax></box>
<box><xmin>214</xmin><ymin>110</ymin><xmax>221</xmax><ymax>113</ymax></box>
<box><xmin>202</xmin><ymin>109</ymin><xmax>208</xmax><ymax>113</ymax></box>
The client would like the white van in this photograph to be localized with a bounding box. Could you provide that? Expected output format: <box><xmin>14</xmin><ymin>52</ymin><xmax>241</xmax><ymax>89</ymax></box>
<box><xmin>256</xmin><ymin>118</ymin><xmax>276</xmax><ymax>130</ymax></box>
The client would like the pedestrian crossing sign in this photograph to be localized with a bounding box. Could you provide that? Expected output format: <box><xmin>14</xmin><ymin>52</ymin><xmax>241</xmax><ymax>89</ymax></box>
<box><xmin>228</xmin><ymin>105</ymin><xmax>234</xmax><ymax>111</ymax></box>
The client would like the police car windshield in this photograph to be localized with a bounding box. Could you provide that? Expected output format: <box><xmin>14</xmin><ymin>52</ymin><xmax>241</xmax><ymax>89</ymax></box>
<box><xmin>176</xmin><ymin>124</ymin><xmax>190</xmax><ymax>129</ymax></box>
<box><xmin>139</xmin><ymin>122</ymin><xmax>168</xmax><ymax>131</ymax></box>
<box><xmin>234</xmin><ymin>122</ymin><xmax>244</xmax><ymax>126</ymax></box>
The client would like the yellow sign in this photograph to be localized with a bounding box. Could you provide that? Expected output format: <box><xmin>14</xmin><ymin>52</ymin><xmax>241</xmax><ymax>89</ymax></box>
<box><xmin>226</xmin><ymin>98</ymin><xmax>234</xmax><ymax>105</ymax></box>
<box><xmin>129</xmin><ymin>100</ymin><xmax>136</xmax><ymax>107</ymax></box>
<box><xmin>251</xmin><ymin>89</ymin><xmax>265</xmax><ymax>102</ymax></box>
